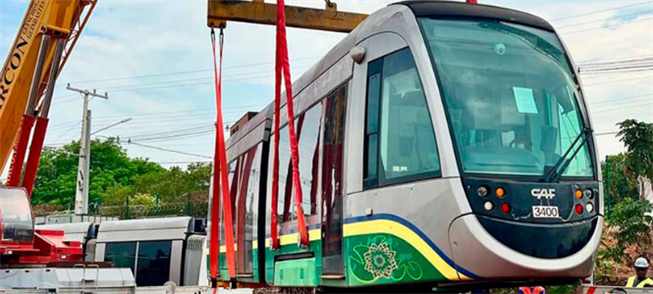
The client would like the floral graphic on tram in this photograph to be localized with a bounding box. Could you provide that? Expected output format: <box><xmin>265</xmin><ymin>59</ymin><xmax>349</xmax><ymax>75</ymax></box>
<box><xmin>349</xmin><ymin>235</ymin><xmax>427</xmax><ymax>285</ymax></box>
<box><xmin>363</xmin><ymin>241</ymin><xmax>398</xmax><ymax>279</ymax></box>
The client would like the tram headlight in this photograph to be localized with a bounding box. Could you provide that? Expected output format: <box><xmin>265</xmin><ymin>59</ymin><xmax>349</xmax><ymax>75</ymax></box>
<box><xmin>584</xmin><ymin>188</ymin><xmax>594</xmax><ymax>199</ymax></box>
<box><xmin>477</xmin><ymin>186</ymin><xmax>489</xmax><ymax>197</ymax></box>
<box><xmin>483</xmin><ymin>201</ymin><xmax>494</xmax><ymax>211</ymax></box>
<box><xmin>586</xmin><ymin>203</ymin><xmax>594</xmax><ymax>213</ymax></box>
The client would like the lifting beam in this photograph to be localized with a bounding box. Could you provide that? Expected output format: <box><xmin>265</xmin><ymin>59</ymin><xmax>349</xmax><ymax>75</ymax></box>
<box><xmin>207</xmin><ymin>0</ymin><xmax>368</xmax><ymax>32</ymax></box>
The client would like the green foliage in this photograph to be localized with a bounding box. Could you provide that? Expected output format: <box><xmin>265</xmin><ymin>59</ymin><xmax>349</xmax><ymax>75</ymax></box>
<box><xmin>600</xmin><ymin>198</ymin><xmax>653</xmax><ymax>266</ymax></box>
<box><xmin>131</xmin><ymin>193</ymin><xmax>156</xmax><ymax>207</ymax></box>
<box><xmin>102</xmin><ymin>184</ymin><xmax>133</xmax><ymax>206</ymax></box>
<box><xmin>603</xmin><ymin>153</ymin><xmax>640</xmax><ymax>207</ymax></box>
<box><xmin>31</xmin><ymin>138</ymin><xmax>211</xmax><ymax>210</ymax></box>
<box><xmin>617</xmin><ymin>119</ymin><xmax>653</xmax><ymax>181</ymax></box>
<box><xmin>546</xmin><ymin>284</ymin><xmax>577</xmax><ymax>294</ymax></box>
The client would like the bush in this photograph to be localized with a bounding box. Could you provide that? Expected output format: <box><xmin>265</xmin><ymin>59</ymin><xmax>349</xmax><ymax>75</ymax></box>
<box><xmin>600</xmin><ymin>198</ymin><xmax>653</xmax><ymax>267</ymax></box>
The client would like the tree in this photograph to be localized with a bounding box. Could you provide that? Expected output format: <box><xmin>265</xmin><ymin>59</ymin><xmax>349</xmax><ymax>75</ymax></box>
<box><xmin>603</xmin><ymin>153</ymin><xmax>640</xmax><ymax>206</ymax></box>
<box><xmin>31</xmin><ymin>137</ymin><xmax>211</xmax><ymax>211</ymax></box>
<box><xmin>599</xmin><ymin>198</ymin><xmax>653</xmax><ymax>267</ymax></box>
<box><xmin>102</xmin><ymin>184</ymin><xmax>132</xmax><ymax>206</ymax></box>
<box><xmin>131</xmin><ymin>162</ymin><xmax>212</xmax><ymax>203</ymax></box>
<box><xmin>131</xmin><ymin>193</ymin><xmax>156</xmax><ymax>207</ymax></box>
<box><xmin>617</xmin><ymin>119</ymin><xmax>653</xmax><ymax>186</ymax></box>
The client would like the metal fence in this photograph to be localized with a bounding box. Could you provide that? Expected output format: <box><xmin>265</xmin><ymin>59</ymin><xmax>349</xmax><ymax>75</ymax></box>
<box><xmin>34</xmin><ymin>200</ymin><xmax>209</xmax><ymax>221</ymax></box>
<box><xmin>96</xmin><ymin>200</ymin><xmax>209</xmax><ymax>219</ymax></box>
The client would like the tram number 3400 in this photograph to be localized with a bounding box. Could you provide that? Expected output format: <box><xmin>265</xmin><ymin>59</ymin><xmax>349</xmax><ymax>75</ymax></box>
<box><xmin>532</xmin><ymin>205</ymin><xmax>560</xmax><ymax>218</ymax></box>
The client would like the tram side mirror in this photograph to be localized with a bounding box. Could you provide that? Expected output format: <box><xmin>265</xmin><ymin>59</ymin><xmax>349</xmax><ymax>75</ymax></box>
<box><xmin>349</xmin><ymin>46</ymin><xmax>366</xmax><ymax>64</ymax></box>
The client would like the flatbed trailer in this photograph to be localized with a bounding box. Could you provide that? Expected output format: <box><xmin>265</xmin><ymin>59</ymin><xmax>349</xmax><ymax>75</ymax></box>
<box><xmin>577</xmin><ymin>284</ymin><xmax>653</xmax><ymax>294</ymax></box>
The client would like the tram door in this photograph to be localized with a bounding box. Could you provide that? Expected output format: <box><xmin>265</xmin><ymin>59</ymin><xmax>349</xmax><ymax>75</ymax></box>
<box><xmin>321</xmin><ymin>85</ymin><xmax>348</xmax><ymax>275</ymax></box>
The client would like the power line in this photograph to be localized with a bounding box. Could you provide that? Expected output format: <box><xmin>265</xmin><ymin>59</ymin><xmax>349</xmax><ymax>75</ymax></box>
<box><xmin>550</xmin><ymin>1</ymin><xmax>652</xmax><ymax>21</ymax></box>
<box><xmin>155</xmin><ymin>160</ymin><xmax>212</xmax><ymax>165</ymax></box>
<box><xmin>581</xmin><ymin>67</ymin><xmax>653</xmax><ymax>75</ymax></box>
<box><xmin>579</xmin><ymin>57</ymin><xmax>653</xmax><ymax>75</ymax></box>
<box><xmin>578</xmin><ymin>54</ymin><xmax>653</xmax><ymax>66</ymax></box>
<box><xmin>48</xmin><ymin>120</ymin><xmax>83</xmax><ymax>143</ymax></box>
<box><xmin>595</xmin><ymin>130</ymin><xmax>620</xmax><ymax>136</ymax></box>
<box><xmin>589</xmin><ymin>93</ymin><xmax>653</xmax><ymax>106</ymax></box>
<box><xmin>556</xmin><ymin>9</ymin><xmax>653</xmax><ymax>29</ymax></box>
<box><xmin>65</xmin><ymin>56</ymin><xmax>320</xmax><ymax>84</ymax></box>
<box><xmin>93</xmin><ymin>103</ymin><xmax>266</xmax><ymax>119</ymax></box>
<box><xmin>96</xmin><ymin>66</ymin><xmax>310</xmax><ymax>91</ymax></box>
<box><xmin>560</xmin><ymin>16</ymin><xmax>653</xmax><ymax>35</ymax></box>
<box><xmin>126</xmin><ymin>125</ymin><xmax>216</xmax><ymax>141</ymax></box>
<box><xmin>103</xmin><ymin>68</ymin><xmax>308</xmax><ymax>94</ymax></box>
<box><xmin>592</xmin><ymin>101</ymin><xmax>653</xmax><ymax>113</ymax></box>
<box><xmin>580</xmin><ymin>62</ymin><xmax>653</xmax><ymax>72</ymax></box>
<box><xmin>583</xmin><ymin>74</ymin><xmax>653</xmax><ymax>86</ymax></box>
<box><xmin>96</xmin><ymin>135</ymin><xmax>212</xmax><ymax>159</ymax></box>
<box><xmin>125</xmin><ymin>140</ymin><xmax>213</xmax><ymax>160</ymax></box>
<box><xmin>128</xmin><ymin>129</ymin><xmax>216</xmax><ymax>143</ymax></box>
<box><xmin>578</xmin><ymin>56</ymin><xmax>653</xmax><ymax>67</ymax></box>
<box><xmin>592</xmin><ymin>109</ymin><xmax>653</xmax><ymax>121</ymax></box>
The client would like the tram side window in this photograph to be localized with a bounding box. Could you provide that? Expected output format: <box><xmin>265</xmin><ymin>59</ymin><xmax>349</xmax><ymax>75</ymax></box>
<box><xmin>270</xmin><ymin>103</ymin><xmax>322</xmax><ymax>224</ymax></box>
<box><xmin>268</xmin><ymin>127</ymin><xmax>291</xmax><ymax>223</ymax></box>
<box><xmin>105</xmin><ymin>242</ymin><xmax>136</xmax><ymax>274</ymax></box>
<box><xmin>136</xmin><ymin>240</ymin><xmax>171</xmax><ymax>286</ymax></box>
<box><xmin>364</xmin><ymin>48</ymin><xmax>441</xmax><ymax>188</ymax></box>
<box><xmin>236</xmin><ymin>147</ymin><xmax>259</xmax><ymax>274</ymax></box>
<box><xmin>220</xmin><ymin>160</ymin><xmax>240</xmax><ymax>253</ymax></box>
<box><xmin>290</xmin><ymin>102</ymin><xmax>323</xmax><ymax>220</ymax></box>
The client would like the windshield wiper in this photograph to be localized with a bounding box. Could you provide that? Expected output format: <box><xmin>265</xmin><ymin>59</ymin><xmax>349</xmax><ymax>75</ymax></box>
<box><xmin>542</xmin><ymin>128</ymin><xmax>593</xmax><ymax>183</ymax></box>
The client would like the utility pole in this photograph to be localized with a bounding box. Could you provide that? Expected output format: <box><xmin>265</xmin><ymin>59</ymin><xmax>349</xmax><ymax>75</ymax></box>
<box><xmin>66</xmin><ymin>84</ymin><xmax>108</xmax><ymax>216</ymax></box>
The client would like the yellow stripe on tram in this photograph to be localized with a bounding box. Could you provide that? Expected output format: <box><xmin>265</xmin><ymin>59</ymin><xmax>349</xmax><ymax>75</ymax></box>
<box><xmin>217</xmin><ymin>221</ymin><xmax>466</xmax><ymax>281</ymax></box>
<box><xmin>343</xmin><ymin>219</ymin><xmax>465</xmax><ymax>281</ymax></box>
<box><xmin>278</xmin><ymin>229</ymin><xmax>321</xmax><ymax>246</ymax></box>
<box><xmin>220</xmin><ymin>229</ymin><xmax>320</xmax><ymax>252</ymax></box>
<box><xmin>219</xmin><ymin>244</ymin><xmax>237</xmax><ymax>253</ymax></box>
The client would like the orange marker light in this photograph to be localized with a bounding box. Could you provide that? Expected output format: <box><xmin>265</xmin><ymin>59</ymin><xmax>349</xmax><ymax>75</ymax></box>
<box><xmin>496</xmin><ymin>187</ymin><xmax>506</xmax><ymax>198</ymax></box>
<box><xmin>575</xmin><ymin>189</ymin><xmax>583</xmax><ymax>199</ymax></box>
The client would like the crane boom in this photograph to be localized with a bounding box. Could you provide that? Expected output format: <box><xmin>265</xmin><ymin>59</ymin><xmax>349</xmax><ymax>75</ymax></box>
<box><xmin>0</xmin><ymin>0</ymin><xmax>96</xmax><ymax>176</ymax></box>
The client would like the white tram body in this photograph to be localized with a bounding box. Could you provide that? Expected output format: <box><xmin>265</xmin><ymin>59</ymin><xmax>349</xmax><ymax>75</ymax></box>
<box><xmin>215</xmin><ymin>1</ymin><xmax>603</xmax><ymax>289</ymax></box>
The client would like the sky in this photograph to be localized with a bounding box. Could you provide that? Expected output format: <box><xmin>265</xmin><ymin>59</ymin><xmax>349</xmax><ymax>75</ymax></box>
<box><xmin>1</xmin><ymin>0</ymin><xmax>652</xmax><ymax>179</ymax></box>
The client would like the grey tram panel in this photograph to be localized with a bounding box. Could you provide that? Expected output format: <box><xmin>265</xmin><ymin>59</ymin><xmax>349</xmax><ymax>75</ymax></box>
<box><xmin>95</xmin><ymin>217</ymin><xmax>194</xmax><ymax>286</ymax></box>
<box><xmin>213</xmin><ymin>0</ymin><xmax>601</xmax><ymax>286</ymax></box>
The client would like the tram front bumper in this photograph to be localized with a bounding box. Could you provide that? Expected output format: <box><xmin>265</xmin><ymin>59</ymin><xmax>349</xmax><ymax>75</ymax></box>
<box><xmin>448</xmin><ymin>214</ymin><xmax>603</xmax><ymax>280</ymax></box>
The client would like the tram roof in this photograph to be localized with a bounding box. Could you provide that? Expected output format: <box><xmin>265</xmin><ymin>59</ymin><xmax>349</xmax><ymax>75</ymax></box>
<box><xmin>99</xmin><ymin>216</ymin><xmax>192</xmax><ymax>233</ymax></box>
<box><xmin>226</xmin><ymin>1</ymin><xmax>553</xmax><ymax>150</ymax></box>
<box><xmin>396</xmin><ymin>1</ymin><xmax>553</xmax><ymax>32</ymax></box>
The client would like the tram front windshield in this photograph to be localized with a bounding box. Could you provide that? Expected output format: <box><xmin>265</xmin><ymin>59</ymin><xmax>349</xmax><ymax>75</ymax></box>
<box><xmin>420</xmin><ymin>18</ymin><xmax>594</xmax><ymax>177</ymax></box>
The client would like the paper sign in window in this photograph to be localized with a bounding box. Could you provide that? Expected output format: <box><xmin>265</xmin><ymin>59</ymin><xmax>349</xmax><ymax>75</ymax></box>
<box><xmin>513</xmin><ymin>87</ymin><xmax>538</xmax><ymax>114</ymax></box>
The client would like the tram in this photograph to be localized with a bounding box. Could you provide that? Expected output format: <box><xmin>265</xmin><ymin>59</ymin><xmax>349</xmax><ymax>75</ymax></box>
<box><xmin>39</xmin><ymin>217</ymin><xmax>209</xmax><ymax>287</ymax></box>
<box><xmin>214</xmin><ymin>0</ymin><xmax>603</xmax><ymax>290</ymax></box>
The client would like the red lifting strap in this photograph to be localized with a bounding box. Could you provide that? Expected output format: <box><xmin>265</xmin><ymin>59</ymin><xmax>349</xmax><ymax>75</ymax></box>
<box><xmin>6</xmin><ymin>115</ymin><xmax>36</xmax><ymax>187</ymax></box>
<box><xmin>270</xmin><ymin>0</ymin><xmax>310</xmax><ymax>249</ymax></box>
<box><xmin>21</xmin><ymin>116</ymin><xmax>49</xmax><ymax>197</ymax></box>
<box><xmin>209</xmin><ymin>27</ymin><xmax>237</xmax><ymax>287</ymax></box>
